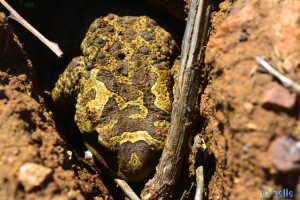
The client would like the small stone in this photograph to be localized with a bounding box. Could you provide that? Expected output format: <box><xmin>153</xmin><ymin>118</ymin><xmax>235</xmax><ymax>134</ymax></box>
<box><xmin>242</xmin><ymin>146</ymin><xmax>249</xmax><ymax>153</ymax></box>
<box><xmin>288</xmin><ymin>141</ymin><xmax>300</xmax><ymax>163</ymax></box>
<box><xmin>246</xmin><ymin>123</ymin><xmax>258</xmax><ymax>130</ymax></box>
<box><xmin>84</xmin><ymin>150</ymin><xmax>93</xmax><ymax>161</ymax></box>
<box><xmin>270</xmin><ymin>136</ymin><xmax>300</xmax><ymax>173</ymax></box>
<box><xmin>18</xmin><ymin>162</ymin><xmax>52</xmax><ymax>191</ymax></box>
<box><xmin>67</xmin><ymin>190</ymin><xmax>80</xmax><ymax>200</ymax></box>
<box><xmin>261</xmin><ymin>85</ymin><xmax>296</xmax><ymax>111</ymax></box>
<box><xmin>67</xmin><ymin>150</ymin><xmax>72</xmax><ymax>160</ymax></box>
<box><xmin>239</xmin><ymin>31</ymin><xmax>248</xmax><ymax>42</ymax></box>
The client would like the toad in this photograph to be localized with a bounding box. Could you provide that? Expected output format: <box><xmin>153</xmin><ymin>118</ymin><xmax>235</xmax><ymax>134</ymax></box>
<box><xmin>52</xmin><ymin>14</ymin><xmax>179</xmax><ymax>182</ymax></box>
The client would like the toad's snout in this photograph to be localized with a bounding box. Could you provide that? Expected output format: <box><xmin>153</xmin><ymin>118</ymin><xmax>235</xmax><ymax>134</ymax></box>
<box><xmin>117</xmin><ymin>140</ymin><xmax>161</xmax><ymax>182</ymax></box>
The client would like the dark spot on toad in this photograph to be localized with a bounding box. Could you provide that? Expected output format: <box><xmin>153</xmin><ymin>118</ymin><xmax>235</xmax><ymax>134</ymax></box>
<box><xmin>96</xmin><ymin>69</ymin><xmax>114</xmax><ymax>80</ymax></box>
<box><xmin>116</xmin><ymin>63</ymin><xmax>129</xmax><ymax>76</ymax></box>
<box><xmin>124</xmin><ymin>29</ymin><xmax>137</xmax><ymax>42</ymax></box>
<box><xmin>82</xmin><ymin>70</ymin><xmax>90</xmax><ymax>80</ymax></box>
<box><xmin>113</xmin><ymin>50</ymin><xmax>126</xmax><ymax>60</ymax></box>
<box><xmin>140</xmin><ymin>46</ymin><xmax>150</xmax><ymax>55</ymax></box>
<box><xmin>94</xmin><ymin>37</ymin><xmax>106</xmax><ymax>46</ymax></box>
<box><xmin>111</xmin><ymin>41</ymin><xmax>123</xmax><ymax>50</ymax></box>
<box><xmin>82</xmin><ymin>88</ymin><xmax>96</xmax><ymax>105</ymax></box>
<box><xmin>99</xmin><ymin>59</ymin><xmax>108</xmax><ymax>66</ymax></box>
<box><xmin>160</xmin><ymin>46</ymin><xmax>169</xmax><ymax>55</ymax></box>
<box><xmin>135</xmin><ymin>60</ymin><xmax>142</xmax><ymax>67</ymax></box>
<box><xmin>86</xmin><ymin>62</ymin><xmax>93</xmax><ymax>70</ymax></box>
<box><xmin>101</xmin><ymin>97</ymin><xmax>119</xmax><ymax>118</ymax></box>
<box><xmin>140</xmin><ymin>30</ymin><xmax>153</xmax><ymax>41</ymax></box>
<box><xmin>155</xmin><ymin>62</ymin><xmax>171</xmax><ymax>70</ymax></box>
<box><xmin>97</xmin><ymin>52</ymin><xmax>106</xmax><ymax>59</ymax></box>
<box><xmin>96</xmin><ymin>70</ymin><xmax>118</xmax><ymax>91</ymax></box>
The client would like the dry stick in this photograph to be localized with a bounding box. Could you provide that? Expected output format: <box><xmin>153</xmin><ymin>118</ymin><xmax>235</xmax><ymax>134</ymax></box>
<box><xmin>141</xmin><ymin>0</ymin><xmax>212</xmax><ymax>199</ymax></box>
<box><xmin>115</xmin><ymin>179</ymin><xmax>140</xmax><ymax>200</ymax></box>
<box><xmin>255</xmin><ymin>57</ymin><xmax>300</xmax><ymax>93</ymax></box>
<box><xmin>194</xmin><ymin>135</ymin><xmax>206</xmax><ymax>200</ymax></box>
<box><xmin>0</xmin><ymin>0</ymin><xmax>63</xmax><ymax>57</ymax></box>
<box><xmin>195</xmin><ymin>166</ymin><xmax>204</xmax><ymax>200</ymax></box>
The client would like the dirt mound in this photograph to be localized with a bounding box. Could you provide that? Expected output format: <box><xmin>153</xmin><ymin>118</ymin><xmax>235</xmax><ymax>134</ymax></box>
<box><xmin>0</xmin><ymin>12</ymin><xmax>112</xmax><ymax>199</ymax></box>
<box><xmin>202</xmin><ymin>0</ymin><xmax>300</xmax><ymax>198</ymax></box>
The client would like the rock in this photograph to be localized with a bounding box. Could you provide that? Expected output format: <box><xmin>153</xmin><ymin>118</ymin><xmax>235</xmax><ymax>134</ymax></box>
<box><xmin>271</xmin><ymin>136</ymin><xmax>300</xmax><ymax>173</ymax></box>
<box><xmin>239</xmin><ymin>31</ymin><xmax>248</xmax><ymax>42</ymax></box>
<box><xmin>261</xmin><ymin>85</ymin><xmax>296</xmax><ymax>111</ymax></box>
<box><xmin>18</xmin><ymin>162</ymin><xmax>52</xmax><ymax>191</ymax></box>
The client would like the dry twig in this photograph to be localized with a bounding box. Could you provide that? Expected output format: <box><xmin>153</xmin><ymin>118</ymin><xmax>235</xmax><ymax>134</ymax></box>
<box><xmin>193</xmin><ymin>135</ymin><xmax>206</xmax><ymax>200</ymax></box>
<box><xmin>115</xmin><ymin>179</ymin><xmax>140</xmax><ymax>200</ymax></box>
<box><xmin>256</xmin><ymin>57</ymin><xmax>300</xmax><ymax>93</ymax></box>
<box><xmin>195</xmin><ymin>166</ymin><xmax>204</xmax><ymax>200</ymax></box>
<box><xmin>141</xmin><ymin>0</ymin><xmax>213</xmax><ymax>199</ymax></box>
<box><xmin>0</xmin><ymin>0</ymin><xmax>63</xmax><ymax>57</ymax></box>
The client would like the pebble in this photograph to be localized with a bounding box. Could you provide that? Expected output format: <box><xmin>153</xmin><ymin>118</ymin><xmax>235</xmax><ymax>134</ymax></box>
<box><xmin>18</xmin><ymin>162</ymin><xmax>52</xmax><ymax>191</ymax></box>
<box><xmin>261</xmin><ymin>85</ymin><xmax>296</xmax><ymax>111</ymax></box>
<box><xmin>270</xmin><ymin>136</ymin><xmax>300</xmax><ymax>173</ymax></box>
<box><xmin>67</xmin><ymin>150</ymin><xmax>73</xmax><ymax>160</ymax></box>
<box><xmin>242</xmin><ymin>146</ymin><xmax>249</xmax><ymax>153</ymax></box>
<box><xmin>239</xmin><ymin>31</ymin><xmax>248</xmax><ymax>42</ymax></box>
<box><xmin>84</xmin><ymin>150</ymin><xmax>93</xmax><ymax>161</ymax></box>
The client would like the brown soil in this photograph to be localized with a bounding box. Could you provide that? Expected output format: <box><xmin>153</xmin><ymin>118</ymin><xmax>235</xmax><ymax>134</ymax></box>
<box><xmin>0</xmin><ymin>12</ymin><xmax>86</xmax><ymax>199</ymax></box>
<box><xmin>203</xmin><ymin>0</ymin><xmax>300</xmax><ymax>199</ymax></box>
<box><xmin>0</xmin><ymin>0</ymin><xmax>300</xmax><ymax>199</ymax></box>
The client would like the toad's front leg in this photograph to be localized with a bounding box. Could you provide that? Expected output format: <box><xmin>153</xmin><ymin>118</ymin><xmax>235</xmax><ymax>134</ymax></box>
<box><xmin>52</xmin><ymin>56</ymin><xmax>86</xmax><ymax>106</ymax></box>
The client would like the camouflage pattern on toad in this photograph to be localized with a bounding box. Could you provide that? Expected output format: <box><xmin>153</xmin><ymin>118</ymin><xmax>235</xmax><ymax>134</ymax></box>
<box><xmin>52</xmin><ymin>14</ymin><xmax>178</xmax><ymax>182</ymax></box>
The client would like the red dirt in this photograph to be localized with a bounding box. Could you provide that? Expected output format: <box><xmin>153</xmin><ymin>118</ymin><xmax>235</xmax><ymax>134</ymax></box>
<box><xmin>0</xmin><ymin>12</ymin><xmax>111</xmax><ymax>199</ymax></box>
<box><xmin>202</xmin><ymin>0</ymin><xmax>300</xmax><ymax>199</ymax></box>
